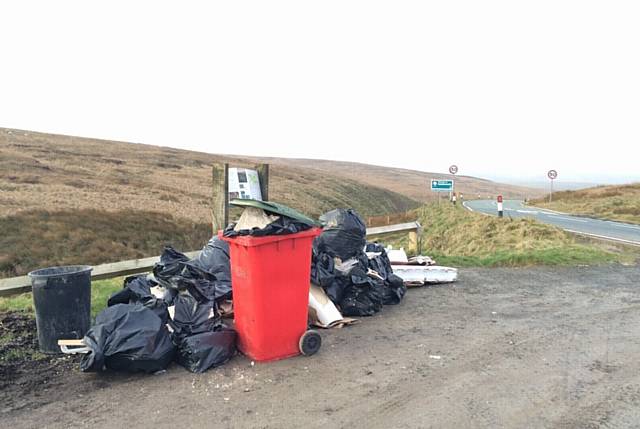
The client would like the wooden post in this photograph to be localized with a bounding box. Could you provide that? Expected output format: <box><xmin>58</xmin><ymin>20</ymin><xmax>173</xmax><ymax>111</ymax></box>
<box><xmin>408</xmin><ymin>230</ymin><xmax>418</xmax><ymax>254</ymax></box>
<box><xmin>408</xmin><ymin>223</ymin><xmax>423</xmax><ymax>255</ymax></box>
<box><xmin>254</xmin><ymin>163</ymin><xmax>269</xmax><ymax>201</ymax></box>
<box><xmin>212</xmin><ymin>163</ymin><xmax>229</xmax><ymax>233</ymax></box>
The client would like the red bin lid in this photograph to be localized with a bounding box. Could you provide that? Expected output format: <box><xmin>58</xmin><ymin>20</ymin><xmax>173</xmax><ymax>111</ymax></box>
<box><xmin>220</xmin><ymin>227</ymin><xmax>322</xmax><ymax>247</ymax></box>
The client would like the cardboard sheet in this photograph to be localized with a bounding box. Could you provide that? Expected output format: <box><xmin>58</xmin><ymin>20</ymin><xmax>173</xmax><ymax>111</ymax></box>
<box><xmin>308</xmin><ymin>283</ymin><xmax>357</xmax><ymax>329</ymax></box>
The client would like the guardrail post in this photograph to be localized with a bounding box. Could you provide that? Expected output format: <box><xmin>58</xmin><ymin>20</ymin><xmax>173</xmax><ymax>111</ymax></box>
<box><xmin>408</xmin><ymin>222</ymin><xmax>423</xmax><ymax>254</ymax></box>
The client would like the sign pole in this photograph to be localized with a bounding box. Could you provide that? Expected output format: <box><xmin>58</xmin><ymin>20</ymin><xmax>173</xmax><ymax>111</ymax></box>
<box><xmin>448</xmin><ymin>165</ymin><xmax>458</xmax><ymax>206</ymax></box>
<box><xmin>547</xmin><ymin>170</ymin><xmax>557</xmax><ymax>203</ymax></box>
<box><xmin>431</xmin><ymin>178</ymin><xmax>454</xmax><ymax>204</ymax></box>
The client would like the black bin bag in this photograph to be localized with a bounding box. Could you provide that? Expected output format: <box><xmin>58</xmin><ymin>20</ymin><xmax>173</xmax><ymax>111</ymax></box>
<box><xmin>153</xmin><ymin>242</ymin><xmax>232</xmax><ymax>303</ymax></box>
<box><xmin>153</xmin><ymin>246</ymin><xmax>190</xmax><ymax>290</ymax></box>
<box><xmin>177</xmin><ymin>328</ymin><xmax>237</xmax><ymax>373</ymax></box>
<box><xmin>80</xmin><ymin>304</ymin><xmax>176</xmax><ymax>373</ymax></box>
<box><xmin>315</xmin><ymin>209</ymin><xmax>367</xmax><ymax>259</ymax></box>
<box><xmin>171</xmin><ymin>289</ymin><xmax>219</xmax><ymax>340</ymax></box>
<box><xmin>107</xmin><ymin>275</ymin><xmax>169</xmax><ymax>324</ymax></box>
<box><xmin>383</xmin><ymin>273</ymin><xmax>407</xmax><ymax>305</ymax></box>
<box><xmin>186</xmin><ymin>236</ymin><xmax>232</xmax><ymax>300</ymax></box>
<box><xmin>339</xmin><ymin>267</ymin><xmax>384</xmax><ymax>317</ymax></box>
<box><xmin>365</xmin><ymin>244</ymin><xmax>407</xmax><ymax>305</ymax></box>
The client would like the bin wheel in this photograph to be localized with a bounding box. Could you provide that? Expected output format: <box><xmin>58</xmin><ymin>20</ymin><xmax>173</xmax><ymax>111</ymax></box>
<box><xmin>299</xmin><ymin>330</ymin><xmax>321</xmax><ymax>356</ymax></box>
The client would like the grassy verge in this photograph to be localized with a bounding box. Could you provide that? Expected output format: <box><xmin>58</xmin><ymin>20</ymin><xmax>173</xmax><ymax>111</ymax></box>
<box><xmin>530</xmin><ymin>183</ymin><xmax>640</xmax><ymax>225</ymax></box>
<box><xmin>0</xmin><ymin>277</ymin><xmax>124</xmax><ymax>317</ymax></box>
<box><xmin>380</xmin><ymin>203</ymin><xmax>633</xmax><ymax>267</ymax></box>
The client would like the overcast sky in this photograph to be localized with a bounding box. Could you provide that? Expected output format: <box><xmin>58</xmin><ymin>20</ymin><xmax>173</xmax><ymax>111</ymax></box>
<box><xmin>1</xmin><ymin>1</ymin><xmax>638</xmax><ymax>184</ymax></box>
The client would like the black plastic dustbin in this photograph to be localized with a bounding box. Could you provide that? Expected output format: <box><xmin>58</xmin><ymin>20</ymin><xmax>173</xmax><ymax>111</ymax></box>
<box><xmin>28</xmin><ymin>265</ymin><xmax>92</xmax><ymax>354</ymax></box>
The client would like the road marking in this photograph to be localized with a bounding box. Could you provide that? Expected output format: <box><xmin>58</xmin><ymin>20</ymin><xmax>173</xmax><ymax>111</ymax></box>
<box><xmin>563</xmin><ymin>229</ymin><xmax>640</xmax><ymax>247</ymax></box>
<box><xmin>546</xmin><ymin>215</ymin><xmax>588</xmax><ymax>223</ymax></box>
<box><xmin>517</xmin><ymin>210</ymin><xmax>540</xmax><ymax>214</ymax></box>
<box><xmin>606</xmin><ymin>222</ymin><xmax>640</xmax><ymax>230</ymax></box>
<box><xmin>463</xmin><ymin>202</ymin><xmax>491</xmax><ymax>216</ymax></box>
<box><xmin>525</xmin><ymin>205</ymin><xmax>567</xmax><ymax>215</ymax></box>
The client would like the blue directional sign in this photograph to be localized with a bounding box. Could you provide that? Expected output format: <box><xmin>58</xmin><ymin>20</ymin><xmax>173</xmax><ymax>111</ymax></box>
<box><xmin>431</xmin><ymin>179</ymin><xmax>454</xmax><ymax>192</ymax></box>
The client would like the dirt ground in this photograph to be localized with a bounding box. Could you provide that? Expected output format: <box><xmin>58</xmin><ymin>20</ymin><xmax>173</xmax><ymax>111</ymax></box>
<box><xmin>2</xmin><ymin>265</ymin><xmax>640</xmax><ymax>429</ymax></box>
<box><xmin>0</xmin><ymin>313</ymin><xmax>76</xmax><ymax>395</ymax></box>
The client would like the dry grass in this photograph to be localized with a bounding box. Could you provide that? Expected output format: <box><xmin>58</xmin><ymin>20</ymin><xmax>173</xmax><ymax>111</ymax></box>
<box><xmin>365</xmin><ymin>210</ymin><xmax>420</xmax><ymax>227</ymax></box>
<box><xmin>0</xmin><ymin>128</ymin><xmax>540</xmax><ymax>221</ymax></box>
<box><xmin>414</xmin><ymin>203</ymin><xmax>625</xmax><ymax>266</ymax></box>
<box><xmin>0</xmin><ymin>127</ymin><xmax>544</xmax><ymax>278</ymax></box>
<box><xmin>0</xmin><ymin>209</ymin><xmax>211</xmax><ymax>278</ymax></box>
<box><xmin>272</xmin><ymin>158</ymin><xmax>542</xmax><ymax>202</ymax></box>
<box><xmin>531</xmin><ymin>183</ymin><xmax>640</xmax><ymax>224</ymax></box>
<box><xmin>0</xmin><ymin>128</ymin><xmax>421</xmax><ymax>222</ymax></box>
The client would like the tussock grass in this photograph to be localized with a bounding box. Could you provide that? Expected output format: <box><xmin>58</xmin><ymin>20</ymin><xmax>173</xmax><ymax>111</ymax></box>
<box><xmin>531</xmin><ymin>183</ymin><xmax>640</xmax><ymax>224</ymax></box>
<box><xmin>0</xmin><ymin>209</ymin><xmax>211</xmax><ymax>278</ymax></box>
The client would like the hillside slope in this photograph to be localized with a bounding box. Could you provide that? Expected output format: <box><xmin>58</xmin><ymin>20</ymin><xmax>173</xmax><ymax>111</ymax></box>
<box><xmin>531</xmin><ymin>183</ymin><xmax>640</xmax><ymax>224</ymax></box>
<box><xmin>0</xmin><ymin>128</ymin><xmax>420</xmax><ymax>222</ymax></box>
<box><xmin>0</xmin><ymin>128</ymin><xmax>540</xmax><ymax>220</ymax></box>
<box><xmin>275</xmin><ymin>158</ymin><xmax>540</xmax><ymax>202</ymax></box>
<box><xmin>0</xmin><ymin>127</ymin><xmax>539</xmax><ymax>277</ymax></box>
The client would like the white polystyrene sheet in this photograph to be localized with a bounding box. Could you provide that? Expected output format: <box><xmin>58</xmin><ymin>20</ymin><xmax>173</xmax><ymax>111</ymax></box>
<box><xmin>391</xmin><ymin>265</ymin><xmax>458</xmax><ymax>284</ymax></box>
<box><xmin>386</xmin><ymin>248</ymin><xmax>408</xmax><ymax>263</ymax></box>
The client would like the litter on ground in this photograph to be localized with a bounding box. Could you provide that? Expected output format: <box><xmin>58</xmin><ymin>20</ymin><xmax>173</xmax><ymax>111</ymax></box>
<box><xmin>49</xmin><ymin>201</ymin><xmax>456</xmax><ymax>375</ymax></box>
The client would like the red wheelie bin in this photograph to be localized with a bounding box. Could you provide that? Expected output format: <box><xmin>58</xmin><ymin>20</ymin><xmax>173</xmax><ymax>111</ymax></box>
<box><xmin>222</xmin><ymin>228</ymin><xmax>322</xmax><ymax>362</ymax></box>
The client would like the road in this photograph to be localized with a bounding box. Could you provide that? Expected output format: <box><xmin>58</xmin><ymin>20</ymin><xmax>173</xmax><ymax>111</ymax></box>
<box><xmin>464</xmin><ymin>199</ymin><xmax>640</xmax><ymax>246</ymax></box>
<box><xmin>3</xmin><ymin>265</ymin><xmax>640</xmax><ymax>428</ymax></box>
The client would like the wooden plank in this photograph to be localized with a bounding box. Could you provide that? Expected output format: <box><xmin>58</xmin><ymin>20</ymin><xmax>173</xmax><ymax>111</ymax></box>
<box><xmin>0</xmin><ymin>276</ymin><xmax>31</xmax><ymax>297</ymax></box>
<box><xmin>58</xmin><ymin>339</ymin><xmax>85</xmax><ymax>346</ymax></box>
<box><xmin>211</xmin><ymin>162</ymin><xmax>229</xmax><ymax>233</ymax></box>
<box><xmin>255</xmin><ymin>163</ymin><xmax>269</xmax><ymax>201</ymax></box>
<box><xmin>366</xmin><ymin>221</ymin><xmax>421</xmax><ymax>236</ymax></box>
<box><xmin>1</xmin><ymin>219</ymin><xmax>421</xmax><ymax>297</ymax></box>
<box><xmin>0</xmin><ymin>251</ymin><xmax>198</xmax><ymax>297</ymax></box>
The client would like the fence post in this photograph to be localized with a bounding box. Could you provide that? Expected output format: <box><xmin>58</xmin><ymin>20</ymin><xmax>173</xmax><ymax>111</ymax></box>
<box><xmin>212</xmin><ymin>162</ymin><xmax>229</xmax><ymax>233</ymax></box>
<box><xmin>254</xmin><ymin>163</ymin><xmax>269</xmax><ymax>201</ymax></box>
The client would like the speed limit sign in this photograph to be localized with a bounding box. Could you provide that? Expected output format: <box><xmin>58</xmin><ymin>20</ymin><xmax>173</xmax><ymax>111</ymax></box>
<box><xmin>548</xmin><ymin>170</ymin><xmax>558</xmax><ymax>180</ymax></box>
<box><xmin>449</xmin><ymin>165</ymin><xmax>458</xmax><ymax>175</ymax></box>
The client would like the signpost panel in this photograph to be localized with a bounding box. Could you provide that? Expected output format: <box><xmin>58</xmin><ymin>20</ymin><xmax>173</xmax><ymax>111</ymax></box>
<box><xmin>431</xmin><ymin>179</ymin><xmax>454</xmax><ymax>192</ymax></box>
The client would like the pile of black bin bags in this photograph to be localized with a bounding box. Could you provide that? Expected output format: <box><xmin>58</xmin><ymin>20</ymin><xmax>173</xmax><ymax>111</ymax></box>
<box><xmin>81</xmin><ymin>236</ymin><xmax>237</xmax><ymax>374</ymax></box>
<box><xmin>311</xmin><ymin>209</ymin><xmax>407</xmax><ymax>316</ymax></box>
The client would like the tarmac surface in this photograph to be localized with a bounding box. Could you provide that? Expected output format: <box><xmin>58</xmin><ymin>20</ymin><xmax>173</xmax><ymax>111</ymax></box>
<box><xmin>2</xmin><ymin>265</ymin><xmax>640</xmax><ymax>429</ymax></box>
<box><xmin>464</xmin><ymin>199</ymin><xmax>640</xmax><ymax>246</ymax></box>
